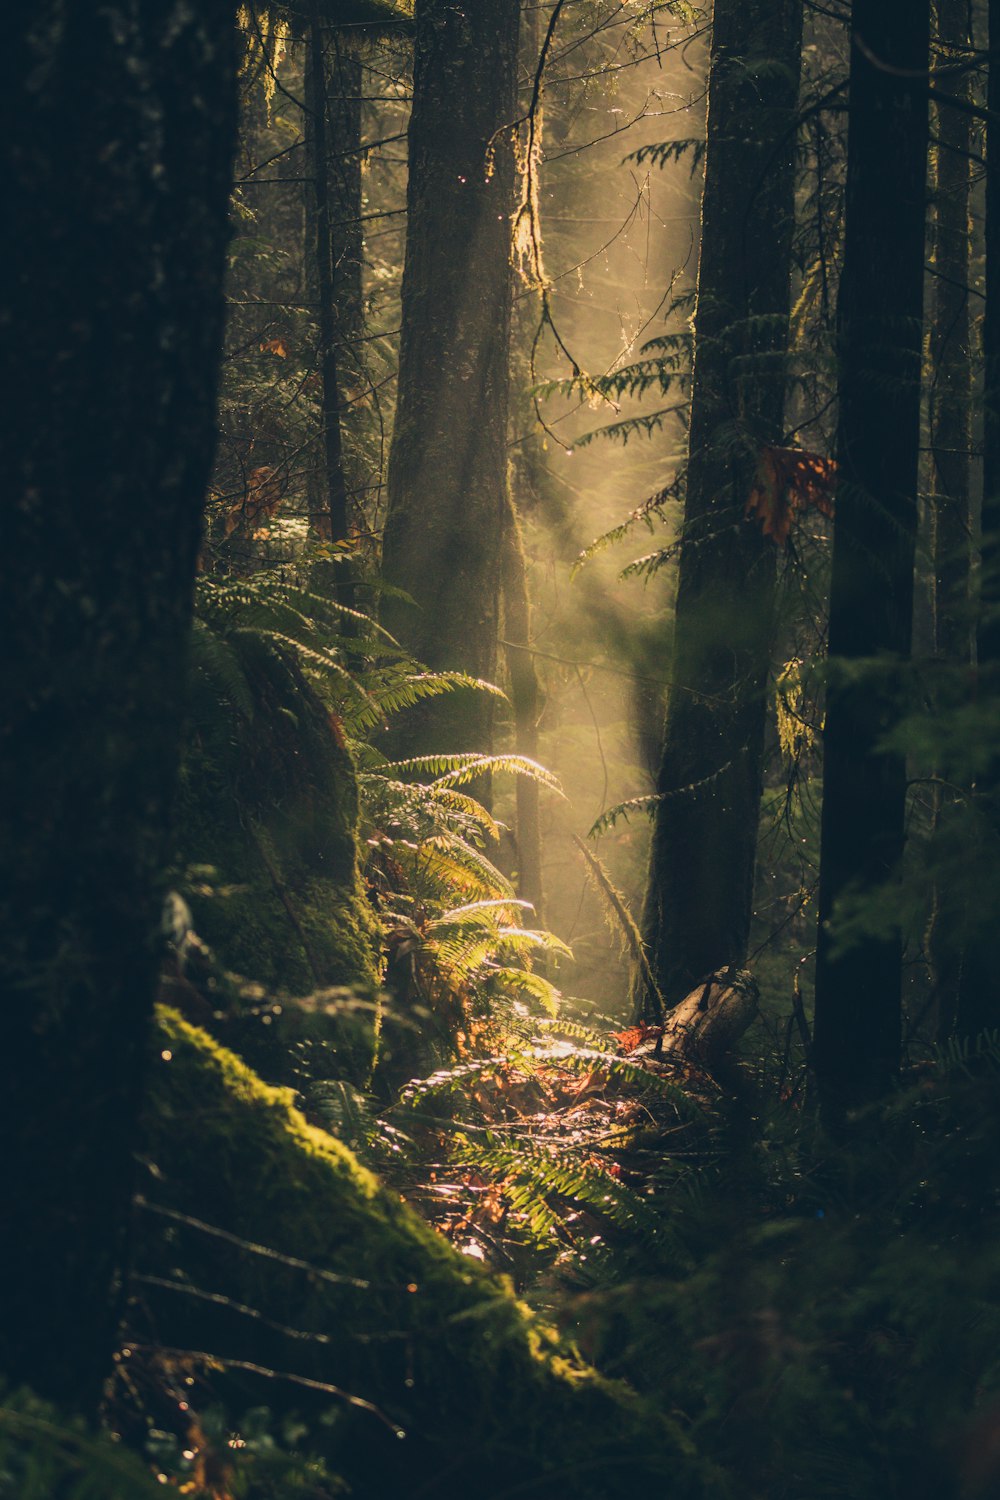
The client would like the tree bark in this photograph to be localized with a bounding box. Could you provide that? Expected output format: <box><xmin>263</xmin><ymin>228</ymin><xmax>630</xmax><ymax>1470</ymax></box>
<box><xmin>0</xmin><ymin>3</ymin><xmax>237</xmax><ymax>1408</ymax></box>
<box><xmin>812</xmin><ymin>0</ymin><xmax>930</xmax><ymax>1118</ymax></box>
<box><xmin>380</xmin><ymin>0</ymin><xmax>521</xmax><ymax>759</ymax></box>
<box><xmin>304</xmin><ymin>11</ymin><xmax>363</xmax><ymax>614</ymax></box>
<box><xmin>637</xmin><ymin>0</ymin><xmax>803</xmax><ymax>1017</ymax></box>
<box><xmin>927</xmin><ymin>0</ymin><xmax>975</xmax><ymax>1040</ymax></box>
<box><xmin>930</xmin><ymin>0</ymin><xmax>974</xmax><ymax>664</ymax></box>
<box><xmin>953</xmin><ymin>0</ymin><xmax>1000</xmax><ymax>1042</ymax></box>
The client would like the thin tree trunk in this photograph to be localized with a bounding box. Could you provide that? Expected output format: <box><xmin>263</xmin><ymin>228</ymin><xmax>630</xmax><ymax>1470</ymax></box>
<box><xmin>953</xmin><ymin>0</ymin><xmax>1000</xmax><ymax>1041</ymax></box>
<box><xmin>637</xmin><ymin>0</ymin><xmax>803</xmax><ymax>1017</ymax></box>
<box><xmin>928</xmin><ymin>0</ymin><xmax>975</xmax><ymax>1039</ymax></box>
<box><xmin>380</xmin><ymin>0</ymin><xmax>521</xmax><ymax>760</ymax></box>
<box><xmin>813</xmin><ymin>0</ymin><xmax>930</xmax><ymax>1119</ymax></box>
<box><xmin>502</xmin><ymin>500</ymin><xmax>545</xmax><ymax>922</ymax></box>
<box><xmin>305</xmin><ymin>8</ymin><xmax>356</xmax><ymax>607</ymax></box>
<box><xmin>930</xmin><ymin>0</ymin><xmax>974</xmax><ymax>663</ymax></box>
<box><xmin>0</xmin><ymin>3</ymin><xmax>236</xmax><ymax>1407</ymax></box>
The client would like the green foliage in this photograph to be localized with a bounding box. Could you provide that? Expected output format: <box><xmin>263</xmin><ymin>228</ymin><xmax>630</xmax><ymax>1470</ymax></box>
<box><xmin>0</xmin><ymin>1393</ymin><xmax>163</xmax><ymax>1500</ymax></box>
<box><xmin>134</xmin><ymin>1009</ymin><xmax>708</xmax><ymax>1500</ymax></box>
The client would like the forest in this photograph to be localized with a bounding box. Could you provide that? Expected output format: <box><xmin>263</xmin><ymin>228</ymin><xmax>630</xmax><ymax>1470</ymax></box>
<box><xmin>6</xmin><ymin>0</ymin><xmax>1000</xmax><ymax>1494</ymax></box>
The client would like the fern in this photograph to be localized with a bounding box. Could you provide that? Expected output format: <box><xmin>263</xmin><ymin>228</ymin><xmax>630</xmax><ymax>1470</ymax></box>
<box><xmin>346</xmin><ymin>669</ymin><xmax>507</xmax><ymax>734</ymax></box>
<box><xmin>534</xmin><ymin>1017</ymin><xmax>621</xmax><ymax>1051</ymax></box>
<box><xmin>587</xmin><ymin>794</ymin><xmax>665</xmax><ymax>837</ymax></box>
<box><xmin>485</xmin><ymin>966</ymin><xmax>561</xmax><ymax>1017</ymax></box>
<box><xmin>451</xmin><ymin>1130</ymin><xmax>674</xmax><ymax>1246</ymax></box>
<box><xmin>531</xmin><ymin>1044</ymin><xmax>701</xmax><ymax>1115</ymax></box>
<box><xmin>381</xmin><ymin>752</ymin><xmax>563</xmax><ymax>797</ymax></box>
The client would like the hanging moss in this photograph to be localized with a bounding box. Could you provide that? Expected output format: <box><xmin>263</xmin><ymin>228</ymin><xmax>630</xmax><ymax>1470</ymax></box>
<box><xmin>176</xmin><ymin>631</ymin><xmax>379</xmax><ymax>995</ymax></box>
<box><xmin>137</xmin><ymin>1010</ymin><xmax>713</xmax><ymax>1500</ymax></box>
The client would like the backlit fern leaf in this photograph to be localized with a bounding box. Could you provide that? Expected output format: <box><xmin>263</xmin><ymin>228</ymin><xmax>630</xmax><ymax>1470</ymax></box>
<box><xmin>453</xmin><ymin>1130</ymin><xmax>671</xmax><ymax>1244</ymax></box>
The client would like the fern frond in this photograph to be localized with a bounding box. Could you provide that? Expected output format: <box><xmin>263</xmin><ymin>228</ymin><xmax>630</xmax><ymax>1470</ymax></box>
<box><xmin>189</xmin><ymin>617</ymin><xmax>255</xmax><ymax>720</ymax></box>
<box><xmin>234</xmin><ymin>627</ymin><xmax>370</xmax><ymax>703</ymax></box>
<box><xmin>535</xmin><ymin>1017</ymin><xmax>617</xmax><ymax>1050</ymax></box>
<box><xmin>410</xmin><ymin>836</ymin><xmax>515</xmax><ymax>902</ymax></box>
<box><xmin>486</xmin><ymin>966</ymin><xmax>561</xmax><ymax>1017</ymax></box>
<box><xmin>496</xmin><ymin>927</ymin><xmax>573</xmax><ymax>960</ymax></box>
<box><xmin>425</xmin><ymin>898</ymin><xmax>533</xmax><ymax>931</ymax></box>
<box><xmin>453</xmin><ymin>1130</ymin><xmax>672</xmax><ymax>1243</ymax></box>
<box><xmin>382</xmin><ymin>753</ymin><xmax>563</xmax><ymax>797</ymax></box>
<box><xmin>532</xmin><ymin>1045</ymin><xmax>699</xmax><ymax>1114</ymax></box>
<box><xmin>588</xmin><ymin>794</ymin><xmax>665</xmax><ymax>837</ymax></box>
<box><xmin>346</xmin><ymin>670</ymin><xmax>508</xmax><ymax>732</ymax></box>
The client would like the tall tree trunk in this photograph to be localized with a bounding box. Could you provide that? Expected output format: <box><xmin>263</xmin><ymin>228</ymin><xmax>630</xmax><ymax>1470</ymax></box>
<box><xmin>927</xmin><ymin>0</ymin><xmax>975</xmax><ymax>1039</ymax></box>
<box><xmin>637</xmin><ymin>0</ymin><xmax>803</xmax><ymax>1017</ymax></box>
<box><xmin>0</xmin><ymin>4</ymin><xmax>237</xmax><ymax>1407</ymax></box>
<box><xmin>812</xmin><ymin>0</ymin><xmax>930</xmax><ymax>1119</ymax></box>
<box><xmin>380</xmin><ymin>0</ymin><xmax>521</xmax><ymax>759</ymax></box>
<box><xmin>304</xmin><ymin>8</ymin><xmax>361</xmax><ymax>607</ymax></box>
<box><xmin>953</xmin><ymin>0</ymin><xmax>1000</xmax><ymax>1041</ymax></box>
<box><xmin>930</xmin><ymin>0</ymin><xmax>974</xmax><ymax>664</ymax></box>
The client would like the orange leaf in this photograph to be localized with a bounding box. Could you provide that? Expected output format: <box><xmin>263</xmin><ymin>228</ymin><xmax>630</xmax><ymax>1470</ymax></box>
<box><xmin>613</xmin><ymin>1023</ymin><xmax>661</xmax><ymax>1055</ymax></box>
<box><xmin>260</xmin><ymin>336</ymin><xmax>288</xmax><ymax>358</ymax></box>
<box><xmin>745</xmin><ymin>446</ymin><xmax>837</xmax><ymax>545</ymax></box>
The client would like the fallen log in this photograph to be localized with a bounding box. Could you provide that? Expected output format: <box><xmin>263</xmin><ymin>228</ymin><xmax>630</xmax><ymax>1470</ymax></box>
<box><xmin>133</xmin><ymin>1008</ymin><xmax>713</xmax><ymax>1500</ymax></box>
<box><xmin>631</xmin><ymin>967</ymin><xmax>760</xmax><ymax>1070</ymax></box>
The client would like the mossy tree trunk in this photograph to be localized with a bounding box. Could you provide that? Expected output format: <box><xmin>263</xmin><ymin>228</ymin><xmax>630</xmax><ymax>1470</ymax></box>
<box><xmin>637</xmin><ymin>0</ymin><xmax>803</xmax><ymax>1017</ymax></box>
<box><xmin>0</xmin><ymin>4</ymin><xmax>237</xmax><ymax>1408</ymax></box>
<box><xmin>813</xmin><ymin>0</ymin><xmax>930</xmax><ymax>1117</ymax></box>
<box><xmin>380</xmin><ymin>0</ymin><xmax>521</xmax><ymax>761</ymax></box>
<box><xmin>136</xmin><ymin>1010</ymin><xmax>707</xmax><ymax>1500</ymax></box>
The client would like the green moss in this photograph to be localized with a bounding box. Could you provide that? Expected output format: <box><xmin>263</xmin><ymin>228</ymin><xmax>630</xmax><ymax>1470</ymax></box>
<box><xmin>139</xmin><ymin>1010</ymin><xmax>712</xmax><ymax>1500</ymax></box>
<box><xmin>176</xmin><ymin>632</ymin><xmax>379</xmax><ymax>992</ymax></box>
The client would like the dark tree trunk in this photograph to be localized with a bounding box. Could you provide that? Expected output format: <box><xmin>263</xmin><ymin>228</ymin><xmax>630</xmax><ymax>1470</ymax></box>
<box><xmin>637</xmin><ymin>0</ymin><xmax>803</xmax><ymax>1017</ymax></box>
<box><xmin>927</xmin><ymin>0</ymin><xmax>975</xmax><ymax>1040</ymax></box>
<box><xmin>953</xmin><ymin>0</ymin><xmax>1000</xmax><ymax>1041</ymax></box>
<box><xmin>930</xmin><ymin>0</ymin><xmax>974</xmax><ymax>664</ymax></box>
<box><xmin>0</xmin><ymin>3</ymin><xmax>237</xmax><ymax>1408</ymax></box>
<box><xmin>812</xmin><ymin>0</ymin><xmax>930</xmax><ymax>1118</ymax></box>
<box><xmin>304</xmin><ymin>11</ymin><xmax>362</xmax><ymax>606</ymax></box>
<box><xmin>380</xmin><ymin>0</ymin><xmax>521</xmax><ymax>758</ymax></box>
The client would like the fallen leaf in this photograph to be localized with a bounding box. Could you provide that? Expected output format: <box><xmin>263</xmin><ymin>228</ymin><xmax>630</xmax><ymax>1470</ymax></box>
<box><xmin>613</xmin><ymin>1023</ymin><xmax>661</xmax><ymax>1054</ymax></box>
<box><xmin>745</xmin><ymin>446</ymin><xmax>836</xmax><ymax>545</ymax></box>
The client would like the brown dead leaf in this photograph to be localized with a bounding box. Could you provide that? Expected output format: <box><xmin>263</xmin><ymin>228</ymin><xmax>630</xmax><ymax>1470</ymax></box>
<box><xmin>613</xmin><ymin>1023</ymin><xmax>662</xmax><ymax>1055</ymax></box>
<box><xmin>745</xmin><ymin>446</ymin><xmax>836</xmax><ymax>546</ymax></box>
<box><xmin>260</xmin><ymin>336</ymin><xmax>288</xmax><ymax>358</ymax></box>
